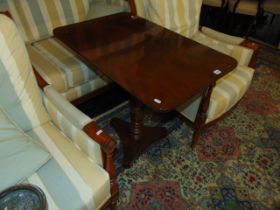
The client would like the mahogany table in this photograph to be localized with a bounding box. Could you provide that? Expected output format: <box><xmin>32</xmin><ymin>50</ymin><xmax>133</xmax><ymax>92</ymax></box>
<box><xmin>54</xmin><ymin>12</ymin><xmax>237</xmax><ymax>167</ymax></box>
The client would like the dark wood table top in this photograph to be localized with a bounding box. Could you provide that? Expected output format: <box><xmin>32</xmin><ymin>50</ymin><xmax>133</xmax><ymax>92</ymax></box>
<box><xmin>54</xmin><ymin>12</ymin><xmax>237</xmax><ymax>112</ymax></box>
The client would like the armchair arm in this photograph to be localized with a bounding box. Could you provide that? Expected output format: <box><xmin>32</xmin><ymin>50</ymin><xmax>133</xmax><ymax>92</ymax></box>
<box><xmin>84</xmin><ymin>122</ymin><xmax>117</xmax><ymax>179</ymax></box>
<box><xmin>200</xmin><ymin>26</ymin><xmax>244</xmax><ymax>45</ymax></box>
<box><xmin>43</xmin><ymin>85</ymin><xmax>117</xmax><ymax>180</ymax></box>
<box><xmin>198</xmin><ymin>28</ymin><xmax>254</xmax><ymax>66</ymax></box>
<box><xmin>44</xmin><ymin>85</ymin><xmax>91</xmax><ymax>129</ymax></box>
<box><xmin>229</xmin><ymin>44</ymin><xmax>254</xmax><ymax>66</ymax></box>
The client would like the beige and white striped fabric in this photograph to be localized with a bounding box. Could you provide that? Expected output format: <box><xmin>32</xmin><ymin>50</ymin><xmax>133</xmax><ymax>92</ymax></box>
<box><xmin>63</xmin><ymin>77</ymin><xmax>109</xmax><ymax>101</ymax></box>
<box><xmin>134</xmin><ymin>0</ymin><xmax>253</xmax><ymax>65</ymax></box>
<box><xmin>104</xmin><ymin>0</ymin><xmax>127</xmax><ymax>6</ymax></box>
<box><xmin>193</xmin><ymin>31</ymin><xmax>253</xmax><ymax>66</ymax></box>
<box><xmin>135</xmin><ymin>0</ymin><xmax>202</xmax><ymax>38</ymax></box>
<box><xmin>27</xmin><ymin>38</ymin><xmax>109</xmax><ymax>101</ymax></box>
<box><xmin>3</xmin><ymin>0</ymin><xmax>90</xmax><ymax>43</ymax></box>
<box><xmin>86</xmin><ymin>0</ymin><xmax>128</xmax><ymax>19</ymax></box>
<box><xmin>1</xmin><ymin>0</ymin><xmax>124</xmax><ymax>101</ymax></box>
<box><xmin>177</xmin><ymin>65</ymin><xmax>255</xmax><ymax>123</ymax></box>
<box><xmin>92</xmin><ymin>0</ymin><xmax>126</xmax><ymax>6</ymax></box>
<box><xmin>30</xmin><ymin>38</ymin><xmax>96</xmax><ymax>88</ymax></box>
<box><xmin>201</xmin><ymin>26</ymin><xmax>245</xmax><ymax>45</ymax></box>
<box><xmin>26</xmin><ymin>122</ymin><xmax>110</xmax><ymax>210</ymax></box>
<box><xmin>0</xmin><ymin>15</ymin><xmax>48</xmax><ymax>131</ymax></box>
<box><xmin>43</xmin><ymin>86</ymin><xmax>103</xmax><ymax>165</ymax></box>
<box><xmin>0</xmin><ymin>14</ymin><xmax>111</xmax><ymax>210</ymax></box>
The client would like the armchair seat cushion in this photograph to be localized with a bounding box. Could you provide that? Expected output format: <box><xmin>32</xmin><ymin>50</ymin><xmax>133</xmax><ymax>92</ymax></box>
<box><xmin>62</xmin><ymin>78</ymin><xmax>109</xmax><ymax>101</ymax></box>
<box><xmin>26</xmin><ymin>122</ymin><xmax>111</xmax><ymax>210</ymax></box>
<box><xmin>27</xmin><ymin>38</ymin><xmax>109</xmax><ymax>101</ymax></box>
<box><xmin>1</xmin><ymin>0</ymin><xmax>119</xmax><ymax>101</ymax></box>
<box><xmin>30</xmin><ymin>38</ymin><xmax>97</xmax><ymax>88</ymax></box>
<box><xmin>177</xmin><ymin>65</ymin><xmax>254</xmax><ymax>123</ymax></box>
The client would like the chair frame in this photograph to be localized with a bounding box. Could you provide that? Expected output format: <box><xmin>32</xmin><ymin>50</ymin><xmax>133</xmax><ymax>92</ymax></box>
<box><xmin>228</xmin><ymin>0</ymin><xmax>265</xmax><ymax>36</ymax></box>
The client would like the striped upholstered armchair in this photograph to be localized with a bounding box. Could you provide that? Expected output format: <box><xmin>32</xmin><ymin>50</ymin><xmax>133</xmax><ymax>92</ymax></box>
<box><xmin>0</xmin><ymin>0</ymin><xmax>127</xmax><ymax>102</ymax></box>
<box><xmin>130</xmin><ymin>0</ymin><xmax>255</xmax><ymax>146</ymax></box>
<box><xmin>0</xmin><ymin>15</ymin><xmax>117</xmax><ymax>209</ymax></box>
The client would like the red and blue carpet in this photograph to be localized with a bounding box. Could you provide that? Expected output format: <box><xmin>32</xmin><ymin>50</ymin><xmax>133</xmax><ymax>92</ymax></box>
<box><xmin>97</xmin><ymin>47</ymin><xmax>280</xmax><ymax>210</ymax></box>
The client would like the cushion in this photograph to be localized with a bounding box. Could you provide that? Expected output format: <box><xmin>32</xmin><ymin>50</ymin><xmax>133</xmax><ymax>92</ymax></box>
<box><xmin>192</xmin><ymin>31</ymin><xmax>233</xmax><ymax>55</ymax></box>
<box><xmin>27</xmin><ymin>38</ymin><xmax>109</xmax><ymax>101</ymax></box>
<box><xmin>27</xmin><ymin>45</ymin><xmax>68</xmax><ymax>92</ymax></box>
<box><xmin>0</xmin><ymin>107</ymin><xmax>50</xmax><ymax>191</ymax></box>
<box><xmin>1</xmin><ymin>0</ymin><xmax>90</xmax><ymax>43</ymax></box>
<box><xmin>30</xmin><ymin>38</ymin><xmax>97</xmax><ymax>88</ymax></box>
<box><xmin>201</xmin><ymin>26</ymin><xmax>244</xmax><ymax>45</ymax></box>
<box><xmin>27</xmin><ymin>122</ymin><xmax>110</xmax><ymax>209</ymax></box>
<box><xmin>192</xmin><ymin>31</ymin><xmax>253</xmax><ymax>66</ymax></box>
<box><xmin>0</xmin><ymin>15</ymin><xmax>49</xmax><ymax>131</ymax></box>
<box><xmin>43</xmin><ymin>86</ymin><xmax>103</xmax><ymax>165</ymax></box>
<box><xmin>87</xmin><ymin>2</ymin><xmax>125</xmax><ymax>19</ymax></box>
<box><xmin>177</xmin><ymin>65</ymin><xmax>255</xmax><ymax>123</ymax></box>
<box><xmin>62</xmin><ymin>77</ymin><xmax>109</xmax><ymax>101</ymax></box>
<box><xmin>134</xmin><ymin>0</ymin><xmax>203</xmax><ymax>38</ymax></box>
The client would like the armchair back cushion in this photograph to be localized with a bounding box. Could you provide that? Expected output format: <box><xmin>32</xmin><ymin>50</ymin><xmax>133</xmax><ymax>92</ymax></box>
<box><xmin>92</xmin><ymin>0</ymin><xmax>126</xmax><ymax>6</ymax></box>
<box><xmin>0</xmin><ymin>107</ymin><xmax>50</xmax><ymax>191</ymax></box>
<box><xmin>1</xmin><ymin>0</ymin><xmax>90</xmax><ymax>43</ymax></box>
<box><xmin>0</xmin><ymin>15</ymin><xmax>48</xmax><ymax>131</ymax></box>
<box><xmin>87</xmin><ymin>0</ymin><xmax>127</xmax><ymax>19</ymax></box>
<box><xmin>134</xmin><ymin>0</ymin><xmax>202</xmax><ymax>38</ymax></box>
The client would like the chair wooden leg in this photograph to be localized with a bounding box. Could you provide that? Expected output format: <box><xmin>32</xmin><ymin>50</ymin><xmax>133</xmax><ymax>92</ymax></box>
<box><xmin>109</xmin><ymin>181</ymin><xmax>119</xmax><ymax>210</ymax></box>
<box><xmin>100</xmin><ymin>180</ymin><xmax>119</xmax><ymax>210</ymax></box>
<box><xmin>227</xmin><ymin>0</ymin><xmax>241</xmax><ymax>34</ymax></box>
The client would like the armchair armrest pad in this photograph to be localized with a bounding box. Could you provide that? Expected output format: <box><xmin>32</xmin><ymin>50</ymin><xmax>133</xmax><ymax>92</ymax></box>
<box><xmin>230</xmin><ymin>44</ymin><xmax>254</xmax><ymax>66</ymax></box>
<box><xmin>84</xmin><ymin>122</ymin><xmax>117</xmax><ymax>179</ymax></box>
<box><xmin>44</xmin><ymin>85</ymin><xmax>92</xmax><ymax>129</ymax></box>
<box><xmin>201</xmin><ymin>26</ymin><xmax>244</xmax><ymax>45</ymax></box>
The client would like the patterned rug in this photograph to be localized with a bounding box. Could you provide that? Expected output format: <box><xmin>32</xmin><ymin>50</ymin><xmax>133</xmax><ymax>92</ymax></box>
<box><xmin>97</xmin><ymin>50</ymin><xmax>280</xmax><ymax>210</ymax></box>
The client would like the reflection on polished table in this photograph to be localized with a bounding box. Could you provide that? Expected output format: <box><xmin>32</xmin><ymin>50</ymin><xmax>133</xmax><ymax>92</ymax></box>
<box><xmin>54</xmin><ymin>12</ymin><xmax>237</xmax><ymax>167</ymax></box>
